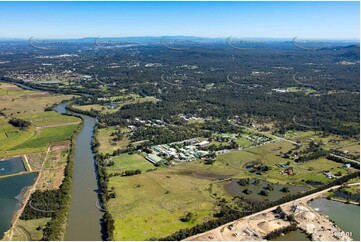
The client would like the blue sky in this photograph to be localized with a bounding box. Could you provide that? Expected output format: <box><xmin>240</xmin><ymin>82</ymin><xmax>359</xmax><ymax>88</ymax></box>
<box><xmin>0</xmin><ymin>1</ymin><xmax>359</xmax><ymax>39</ymax></box>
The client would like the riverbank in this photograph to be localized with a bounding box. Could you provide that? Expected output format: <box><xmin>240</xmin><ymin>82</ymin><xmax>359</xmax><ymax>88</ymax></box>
<box><xmin>0</xmin><ymin>80</ymin><xmax>97</xmax><ymax>240</ymax></box>
<box><xmin>58</xmin><ymin>103</ymin><xmax>103</xmax><ymax>241</ymax></box>
<box><xmin>327</xmin><ymin>196</ymin><xmax>360</xmax><ymax>205</ymax></box>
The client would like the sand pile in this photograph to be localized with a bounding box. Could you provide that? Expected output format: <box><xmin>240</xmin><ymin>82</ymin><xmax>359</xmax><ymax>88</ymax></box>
<box><xmin>304</xmin><ymin>223</ymin><xmax>316</xmax><ymax>234</ymax></box>
<box><xmin>257</xmin><ymin>221</ymin><xmax>279</xmax><ymax>233</ymax></box>
<box><xmin>296</xmin><ymin>205</ymin><xmax>316</xmax><ymax>221</ymax></box>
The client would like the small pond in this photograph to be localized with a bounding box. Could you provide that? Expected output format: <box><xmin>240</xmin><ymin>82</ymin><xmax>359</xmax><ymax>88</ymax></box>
<box><xmin>224</xmin><ymin>178</ymin><xmax>309</xmax><ymax>202</ymax></box>
<box><xmin>273</xmin><ymin>229</ymin><xmax>311</xmax><ymax>241</ymax></box>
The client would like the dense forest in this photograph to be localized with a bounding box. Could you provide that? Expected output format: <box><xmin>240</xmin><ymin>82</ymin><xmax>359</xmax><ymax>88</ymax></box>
<box><xmin>0</xmin><ymin>42</ymin><xmax>359</xmax><ymax>137</ymax></box>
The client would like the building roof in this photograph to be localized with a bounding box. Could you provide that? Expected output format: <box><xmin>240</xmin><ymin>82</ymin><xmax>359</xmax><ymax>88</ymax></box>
<box><xmin>146</xmin><ymin>154</ymin><xmax>163</xmax><ymax>164</ymax></box>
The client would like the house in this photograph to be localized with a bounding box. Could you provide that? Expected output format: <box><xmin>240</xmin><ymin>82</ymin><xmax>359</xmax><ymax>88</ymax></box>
<box><xmin>344</xmin><ymin>163</ymin><xmax>351</xmax><ymax>168</ymax></box>
<box><xmin>197</xmin><ymin>141</ymin><xmax>210</xmax><ymax>147</ymax></box>
<box><xmin>128</xmin><ymin>125</ymin><xmax>137</xmax><ymax>130</ymax></box>
<box><xmin>323</xmin><ymin>172</ymin><xmax>335</xmax><ymax>179</ymax></box>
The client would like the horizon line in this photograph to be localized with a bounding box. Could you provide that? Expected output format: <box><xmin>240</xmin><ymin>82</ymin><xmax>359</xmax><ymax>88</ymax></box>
<box><xmin>0</xmin><ymin>36</ymin><xmax>360</xmax><ymax>41</ymax></box>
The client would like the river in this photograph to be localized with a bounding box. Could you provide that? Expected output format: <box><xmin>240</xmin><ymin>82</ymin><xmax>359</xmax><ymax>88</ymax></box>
<box><xmin>55</xmin><ymin>103</ymin><xmax>103</xmax><ymax>240</ymax></box>
<box><xmin>0</xmin><ymin>79</ymin><xmax>103</xmax><ymax>240</ymax></box>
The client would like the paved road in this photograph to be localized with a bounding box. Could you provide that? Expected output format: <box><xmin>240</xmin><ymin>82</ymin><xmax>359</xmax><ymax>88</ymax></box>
<box><xmin>228</xmin><ymin>120</ymin><xmax>299</xmax><ymax>145</ymax></box>
<box><xmin>329</xmin><ymin>153</ymin><xmax>360</xmax><ymax>165</ymax></box>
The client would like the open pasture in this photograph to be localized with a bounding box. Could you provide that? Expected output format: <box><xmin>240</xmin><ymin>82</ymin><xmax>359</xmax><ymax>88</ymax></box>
<box><xmin>285</xmin><ymin>130</ymin><xmax>358</xmax><ymax>150</ymax></box>
<box><xmin>18</xmin><ymin>111</ymin><xmax>80</xmax><ymax>127</ymax></box>
<box><xmin>216</xmin><ymin>141</ymin><xmax>356</xmax><ymax>186</ymax></box>
<box><xmin>108</xmin><ymin>161</ymin><xmax>240</xmax><ymax>240</ymax></box>
<box><xmin>76</xmin><ymin>96</ymin><xmax>159</xmax><ymax>114</ymax></box>
<box><xmin>107</xmin><ymin>153</ymin><xmax>154</xmax><ymax>173</ymax></box>
<box><xmin>0</xmin><ymin>91</ymin><xmax>74</xmax><ymax>116</ymax></box>
<box><xmin>96</xmin><ymin>126</ymin><xmax>130</xmax><ymax>155</ymax></box>
<box><xmin>10</xmin><ymin>124</ymin><xmax>78</xmax><ymax>151</ymax></box>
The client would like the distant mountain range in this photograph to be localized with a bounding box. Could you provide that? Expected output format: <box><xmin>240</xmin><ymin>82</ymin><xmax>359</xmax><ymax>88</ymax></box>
<box><xmin>0</xmin><ymin>36</ymin><xmax>359</xmax><ymax>44</ymax></box>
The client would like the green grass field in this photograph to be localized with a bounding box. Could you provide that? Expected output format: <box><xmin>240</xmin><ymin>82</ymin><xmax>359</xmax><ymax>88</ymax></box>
<box><xmin>287</xmin><ymin>87</ymin><xmax>316</xmax><ymax>95</ymax></box>
<box><xmin>108</xmin><ymin>153</ymin><xmax>154</xmax><ymax>172</ymax></box>
<box><xmin>18</xmin><ymin>111</ymin><xmax>80</xmax><ymax>127</ymax></box>
<box><xmin>12</xmin><ymin>218</ymin><xmax>51</xmax><ymax>241</ymax></box>
<box><xmin>217</xmin><ymin>141</ymin><xmax>357</xmax><ymax>185</ymax></box>
<box><xmin>235</xmin><ymin>136</ymin><xmax>253</xmax><ymax>146</ymax></box>
<box><xmin>76</xmin><ymin>96</ymin><xmax>159</xmax><ymax>114</ymax></box>
<box><xmin>284</xmin><ymin>131</ymin><xmax>358</xmax><ymax>151</ymax></box>
<box><xmin>11</xmin><ymin>124</ymin><xmax>78</xmax><ymax>150</ymax></box>
<box><xmin>97</xmin><ymin>126</ymin><xmax>130</xmax><ymax>155</ymax></box>
<box><xmin>108</xmin><ymin>162</ymin><xmax>234</xmax><ymax>240</ymax></box>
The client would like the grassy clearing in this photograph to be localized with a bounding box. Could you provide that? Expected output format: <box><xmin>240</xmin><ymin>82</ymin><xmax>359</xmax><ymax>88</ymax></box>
<box><xmin>108</xmin><ymin>161</ymin><xmax>239</xmax><ymax>240</ymax></box>
<box><xmin>285</xmin><ymin>131</ymin><xmax>358</xmax><ymax>150</ymax></box>
<box><xmin>12</xmin><ymin>218</ymin><xmax>51</xmax><ymax>241</ymax></box>
<box><xmin>108</xmin><ymin>153</ymin><xmax>154</xmax><ymax>172</ymax></box>
<box><xmin>11</xmin><ymin>124</ymin><xmax>78</xmax><ymax>151</ymax></box>
<box><xmin>0</xmin><ymin>123</ymin><xmax>37</xmax><ymax>158</ymax></box>
<box><xmin>97</xmin><ymin>127</ymin><xmax>130</xmax><ymax>155</ymax></box>
<box><xmin>235</xmin><ymin>136</ymin><xmax>253</xmax><ymax>146</ymax></box>
<box><xmin>342</xmin><ymin>184</ymin><xmax>360</xmax><ymax>195</ymax></box>
<box><xmin>217</xmin><ymin>141</ymin><xmax>356</xmax><ymax>185</ymax></box>
<box><xmin>0</xmin><ymin>92</ymin><xmax>74</xmax><ymax>116</ymax></box>
<box><xmin>287</xmin><ymin>87</ymin><xmax>316</xmax><ymax>95</ymax></box>
<box><xmin>297</xmin><ymin>158</ymin><xmax>356</xmax><ymax>183</ymax></box>
<box><xmin>0</xmin><ymin>83</ymin><xmax>80</xmax><ymax>157</ymax></box>
<box><xmin>0</xmin><ymin>83</ymin><xmax>32</xmax><ymax>96</ymax></box>
<box><xmin>76</xmin><ymin>96</ymin><xmax>159</xmax><ymax>114</ymax></box>
<box><xmin>18</xmin><ymin>111</ymin><xmax>80</xmax><ymax>127</ymax></box>
<box><xmin>0</xmin><ymin>118</ymin><xmax>34</xmax><ymax>148</ymax></box>
<box><xmin>336</xmin><ymin>143</ymin><xmax>360</xmax><ymax>158</ymax></box>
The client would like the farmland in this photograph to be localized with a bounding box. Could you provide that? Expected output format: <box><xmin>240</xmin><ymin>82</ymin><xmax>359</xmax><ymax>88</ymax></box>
<box><xmin>107</xmin><ymin>153</ymin><xmax>154</xmax><ymax>173</ymax></box>
<box><xmin>100</xmin><ymin>127</ymin><xmax>359</xmax><ymax>240</ymax></box>
<box><xmin>96</xmin><ymin>126</ymin><xmax>131</xmax><ymax>155</ymax></box>
<box><xmin>107</xmin><ymin>162</ymin><xmax>235</xmax><ymax>240</ymax></box>
<box><xmin>0</xmin><ymin>83</ymin><xmax>81</xmax><ymax>240</ymax></box>
<box><xmin>217</xmin><ymin>141</ymin><xmax>357</xmax><ymax>185</ymax></box>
